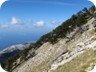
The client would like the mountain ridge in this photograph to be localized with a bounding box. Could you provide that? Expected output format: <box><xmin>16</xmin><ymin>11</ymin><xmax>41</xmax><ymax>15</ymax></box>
<box><xmin>0</xmin><ymin>43</ymin><xmax>34</xmax><ymax>63</ymax></box>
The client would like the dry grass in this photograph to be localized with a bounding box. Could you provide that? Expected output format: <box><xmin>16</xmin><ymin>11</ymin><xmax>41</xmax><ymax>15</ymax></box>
<box><xmin>28</xmin><ymin>56</ymin><xmax>52</xmax><ymax>72</ymax></box>
<box><xmin>53</xmin><ymin>49</ymin><xmax>96</xmax><ymax>72</ymax></box>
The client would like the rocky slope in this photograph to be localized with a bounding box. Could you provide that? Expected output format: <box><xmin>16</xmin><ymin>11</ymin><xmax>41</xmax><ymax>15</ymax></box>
<box><xmin>11</xmin><ymin>17</ymin><xmax>96</xmax><ymax>72</ymax></box>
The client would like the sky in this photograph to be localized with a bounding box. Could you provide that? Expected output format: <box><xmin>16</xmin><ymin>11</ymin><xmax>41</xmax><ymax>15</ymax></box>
<box><xmin>0</xmin><ymin>0</ymin><xmax>94</xmax><ymax>50</ymax></box>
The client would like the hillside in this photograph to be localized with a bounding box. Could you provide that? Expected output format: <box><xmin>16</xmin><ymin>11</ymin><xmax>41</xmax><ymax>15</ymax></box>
<box><xmin>1</xmin><ymin>6</ymin><xmax>96</xmax><ymax>72</ymax></box>
<box><xmin>12</xmin><ymin>18</ymin><xmax>96</xmax><ymax>72</ymax></box>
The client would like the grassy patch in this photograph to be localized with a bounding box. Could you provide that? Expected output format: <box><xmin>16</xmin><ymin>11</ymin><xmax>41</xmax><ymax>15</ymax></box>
<box><xmin>92</xmin><ymin>37</ymin><xmax>96</xmax><ymax>41</ymax></box>
<box><xmin>28</xmin><ymin>60</ymin><xmax>51</xmax><ymax>72</ymax></box>
<box><xmin>53</xmin><ymin>49</ymin><xmax>96</xmax><ymax>72</ymax></box>
<box><xmin>27</xmin><ymin>55</ymin><xmax>53</xmax><ymax>72</ymax></box>
<box><xmin>89</xmin><ymin>29</ymin><xmax>96</xmax><ymax>35</ymax></box>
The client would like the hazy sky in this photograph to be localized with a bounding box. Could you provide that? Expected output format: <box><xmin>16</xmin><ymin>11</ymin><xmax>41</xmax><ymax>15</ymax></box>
<box><xmin>0</xmin><ymin>0</ymin><xmax>93</xmax><ymax>50</ymax></box>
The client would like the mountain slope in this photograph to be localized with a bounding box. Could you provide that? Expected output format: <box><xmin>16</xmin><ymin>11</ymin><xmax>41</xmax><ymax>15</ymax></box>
<box><xmin>12</xmin><ymin>18</ymin><xmax>96</xmax><ymax>72</ymax></box>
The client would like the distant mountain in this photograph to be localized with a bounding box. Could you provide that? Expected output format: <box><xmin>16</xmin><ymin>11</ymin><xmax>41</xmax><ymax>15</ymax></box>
<box><xmin>0</xmin><ymin>43</ymin><xmax>33</xmax><ymax>63</ymax></box>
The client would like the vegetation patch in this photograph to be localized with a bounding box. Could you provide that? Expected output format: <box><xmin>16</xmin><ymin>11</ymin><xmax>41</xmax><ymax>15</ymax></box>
<box><xmin>53</xmin><ymin>49</ymin><xmax>96</xmax><ymax>72</ymax></box>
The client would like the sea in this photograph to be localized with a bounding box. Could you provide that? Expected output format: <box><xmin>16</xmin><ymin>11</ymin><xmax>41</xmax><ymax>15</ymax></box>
<box><xmin>0</xmin><ymin>33</ymin><xmax>44</xmax><ymax>51</ymax></box>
